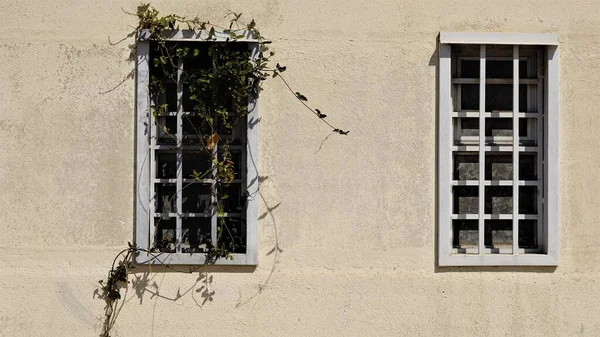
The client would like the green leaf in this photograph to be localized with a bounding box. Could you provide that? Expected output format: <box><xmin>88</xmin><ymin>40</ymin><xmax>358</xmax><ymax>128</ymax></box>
<box><xmin>193</xmin><ymin>48</ymin><xmax>199</xmax><ymax>56</ymax></box>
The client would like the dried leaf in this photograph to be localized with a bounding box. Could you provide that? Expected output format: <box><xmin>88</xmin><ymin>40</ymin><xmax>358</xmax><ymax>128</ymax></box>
<box><xmin>207</xmin><ymin>134</ymin><xmax>219</xmax><ymax>150</ymax></box>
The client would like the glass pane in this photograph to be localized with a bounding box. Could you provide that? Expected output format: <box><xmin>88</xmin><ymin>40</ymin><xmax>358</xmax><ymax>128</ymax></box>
<box><xmin>153</xmin><ymin>218</ymin><xmax>176</xmax><ymax>253</ymax></box>
<box><xmin>486</xmin><ymin>84</ymin><xmax>512</xmax><ymax>111</ymax></box>
<box><xmin>453</xmin><ymin>186</ymin><xmax>478</xmax><ymax>214</ymax></box>
<box><xmin>518</xmin><ymin>118</ymin><xmax>537</xmax><ymax>146</ymax></box>
<box><xmin>155</xmin><ymin>183</ymin><xmax>176</xmax><ymax>214</ymax></box>
<box><xmin>485</xmin><ymin>153</ymin><xmax>512</xmax><ymax>180</ymax></box>
<box><xmin>220</xmin><ymin>183</ymin><xmax>243</xmax><ymax>213</ymax></box>
<box><xmin>519</xmin><ymin>84</ymin><xmax>529</xmax><ymax>112</ymax></box>
<box><xmin>165</xmin><ymin>82</ymin><xmax>177</xmax><ymax>112</ymax></box>
<box><xmin>485</xmin><ymin>220</ymin><xmax>512</xmax><ymax>253</ymax></box>
<box><xmin>217</xmin><ymin>217</ymin><xmax>246</xmax><ymax>253</ymax></box>
<box><xmin>485</xmin><ymin>59</ymin><xmax>527</xmax><ymax>78</ymax></box>
<box><xmin>486</xmin><ymin>60</ymin><xmax>512</xmax><ymax>79</ymax></box>
<box><xmin>518</xmin><ymin>60</ymin><xmax>528</xmax><ymax>79</ymax></box>
<box><xmin>486</xmin><ymin>45</ymin><xmax>513</xmax><ymax>58</ymax></box>
<box><xmin>217</xmin><ymin>116</ymin><xmax>244</xmax><ymax>145</ymax></box>
<box><xmin>454</xmin><ymin>118</ymin><xmax>479</xmax><ymax>145</ymax></box>
<box><xmin>519</xmin><ymin>186</ymin><xmax>537</xmax><ymax>214</ymax></box>
<box><xmin>156</xmin><ymin>116</ymin><xmax>177</xmax><ymax>145</ymax></box>
<box><xmin>182</xmin><ymin>183</ymin><xmax>212</xmax><ymax>213</ymax></box>
<box><xmin>452</xmin><ymin>220</ymin><xmax>478</xmax><ymax>252</ymax></box>
<box><xmin>182</xmin><ymin>151</ymin><xmax>212</xmax><ymax>179</ymax></box>
<box><xmin>519</xmin><ymin>48</ymin><xmax>539</xmax><ymax>79</ymax></box>
<box><xmin>452</xmin><ymin>45</ymin><xmax>480</xmax><ymax>77</ymax></box>
<box><xmin>182</xmin><ymin>116</ymin><xmax>213</xmax><ymax>145</ymax></box>
<box><xmin>219</xmin><ymin>150</ymin><xmax>242</xmax><ymax>180</ymax></box>
<box><xmin>454</xmin><ymin>153</ymin><xmax>479</xmax><ymax>180</ymax></box>
<box><xmin>181</xmin><ymin>45</ymin><xmax>212</xmax><ymax>112</ymax></box>
<box><xmin>460</xmin><ymin>60</ymin><xmax>479</xmax><ymax>78</ymax></box>
<box><xmin>486</xmin><ymin>118</ymin><xmax>513</xmax><ymax>144</ymax></box>
<box><xmin>181</xmin><ymin>43</ymin><xmax>211</xmax><ymax>70</ymax></box>
<box><xmin>485</xmin><ymin>186</ymin><xmax>512</xmax><ymax>214</ymax></box>
<box><xmin>519</xmin><ymin>220</ymin><xmax>537</xmax><ymax>249</ymax></box>
<box><xmin>519</xmin><ymin>153</ymin><xmax>537</xmax><ymax>180</ymax></box>
<box><xmin>156</xmin><ymin>151</ymin><xmax>176</xmax><ymax>179</ymax></box>
<box><xmin>182</xmin><ymin>218</ymin><xmax>212</xmax><ymax>253</ymax></box>
<box><xmin>519</xmin><ymin>118</ymin><xmax>528</xmax><ymax>137</ymax></box>
<box><xmin>460</xmin><ymin>84</ymin><xmax>479</xmax><ymax>111</ymax></box>
<box><xmin>150</xmin><ymin>41</ymin><xmax>177</xmax><ymax>80</ymax></box>
<box><xmin>461</xmin><ymin>118</ymin><xmax>479</xmax><ymax>136</ymax></box>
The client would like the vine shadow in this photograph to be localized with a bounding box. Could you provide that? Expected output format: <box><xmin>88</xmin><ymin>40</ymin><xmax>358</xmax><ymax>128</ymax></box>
<box><xmin>234</xmin><ymin>127</ymin><xmax>283</xmax><ymax>306</ymax></box>
<box><xmin>99</xmin><ymin>29</ymin><xmax>138</xmax><ymax>95</ymax></box>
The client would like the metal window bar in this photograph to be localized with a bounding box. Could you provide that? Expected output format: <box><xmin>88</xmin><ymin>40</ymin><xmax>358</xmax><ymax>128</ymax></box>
<box><xmin>135</xmin><ymin>35</ymin><xmax>259</xmax><ymax>265</ymax></box>
<box><xmin>439</xmin><ymin>33</ymin><xmax>558</xmax><ymax>266</ymax></box>
<box><xmin>148</xmin><ymin>72</ymin><xmax>157</xmax><ymax>252</ymax></box>
<box><xmin>176</xmin><ymin>59</ymin><xmax>184</xmax><ymax>253</ymax></box>
<box><xmin>478</xmin><ymin>45</ymin><xmax>486</xmax><ymax>255</ymax></box>
<box><xmin>536</xmin><ymin>48</ymin><xmax>544</xmax><ymax>251</ymax></box>
<box><xmin>512</xmin><ymin>45</ymin><xmax>520</xmax><ymax>255</ymax></box>
<box><xmin>451</xmin><ymin>45</ymin><xmax>544</xmax><ymax>255</ymax></box>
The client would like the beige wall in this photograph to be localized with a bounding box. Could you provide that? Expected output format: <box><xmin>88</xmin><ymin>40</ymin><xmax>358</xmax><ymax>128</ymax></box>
<box><xmin>1</xmin><ymin>0</ymin><xmax>600</xmax><ymax>336</ymax></box>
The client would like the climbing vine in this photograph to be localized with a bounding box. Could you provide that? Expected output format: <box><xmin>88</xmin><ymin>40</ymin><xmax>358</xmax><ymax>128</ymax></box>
<box><xmin>98</xmin><ymin>4</ymin><xmax>348</xmax><ymax>336</ymax></box>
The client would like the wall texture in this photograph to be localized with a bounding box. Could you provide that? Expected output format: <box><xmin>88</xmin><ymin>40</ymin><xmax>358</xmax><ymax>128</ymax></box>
<box><xmin>1</xmin><ymin>1</ymin><xmax>599</xmax><ymax>336</ymax></box>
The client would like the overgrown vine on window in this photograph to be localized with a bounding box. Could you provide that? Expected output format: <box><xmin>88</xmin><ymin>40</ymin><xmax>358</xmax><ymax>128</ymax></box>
<box><xmin>98</xmin><ymin>4</ymin><xmax>348</xmax><ymax>336</ymax></box>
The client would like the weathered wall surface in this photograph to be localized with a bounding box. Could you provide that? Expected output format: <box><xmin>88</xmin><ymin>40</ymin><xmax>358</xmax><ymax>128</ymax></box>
<box><xmin>1</xmin><ymin>1</ymin><xmax>599</xmax><ymax>336</ymax></box>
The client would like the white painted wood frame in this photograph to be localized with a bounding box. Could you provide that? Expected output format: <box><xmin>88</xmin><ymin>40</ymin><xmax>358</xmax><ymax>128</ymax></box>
<box><xmin>135</xmin><ymin>31</ymin><xmax>259</xmax><ymax>265</ymax></box>
<box><xmin>438</xmin><ymin>32</ymin><xmax>559</xmax><ymax>266</ymax></box>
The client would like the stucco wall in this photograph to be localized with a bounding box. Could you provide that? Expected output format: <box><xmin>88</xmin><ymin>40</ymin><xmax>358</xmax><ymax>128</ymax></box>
<box><xmin>1</xmin><ymin>1</ymin><xmax>600</xmax><ymax>336</ymax></box>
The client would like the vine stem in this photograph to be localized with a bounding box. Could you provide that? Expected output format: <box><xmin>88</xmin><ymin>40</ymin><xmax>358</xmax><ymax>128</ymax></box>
<box><xmin>274</xmin><ymin>73</ymin><xmax>338</xmax><ymax>130</ymax></box>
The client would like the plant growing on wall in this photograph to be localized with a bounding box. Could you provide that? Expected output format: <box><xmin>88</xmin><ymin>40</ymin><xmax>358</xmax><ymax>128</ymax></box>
<box><xmin>98</xmin><ymin>4</ymin><xmax>347</xmax><ymax>336</ymax></box>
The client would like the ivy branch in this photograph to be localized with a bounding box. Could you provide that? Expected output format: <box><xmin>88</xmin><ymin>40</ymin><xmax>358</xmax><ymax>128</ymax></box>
<box><xmin>98</xmin><ymin>5</ymin><xmax>349</xmax><ymax>335</ymax></box>
<box><xmin>133</xmin><ymin>3</ymin><xmax>349</xmax><ymax>135</ymax></box>
<box><xmin>132</xmin><ymin>3</ymin><xmax>349</xmax><ymax>257</ymax></box>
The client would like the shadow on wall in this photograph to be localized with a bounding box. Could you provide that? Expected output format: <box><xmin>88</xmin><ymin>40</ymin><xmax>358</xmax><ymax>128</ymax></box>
<box><xmin>93</xmin><ymin>268</ymin><xmax>219</xmax><ymax>337</ymax></box>
<box><xmin>92</xmin><ymin>9</ymin><xmax>290</xmax><ymax>336</ymax></box>
<box><xmin>93</xmin><ymin>175</ymin><xmax>283</xmax><ymax>336</ymax></box>
<box><xmin>99</xmin><ymin>32</ymin><xmax>138</xmax><ymax>95</ymax></box>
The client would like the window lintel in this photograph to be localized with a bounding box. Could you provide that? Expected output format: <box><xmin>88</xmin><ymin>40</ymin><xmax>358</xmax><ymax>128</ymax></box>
<box><xmin>440</xmin><ymin>32</ymin><xmax>558</xmax><ymax>46</ymax></box>
<box><xmin>137</xmin><ymin>29</ymin><xmax>259</xmax><ymax>42</ymax></box>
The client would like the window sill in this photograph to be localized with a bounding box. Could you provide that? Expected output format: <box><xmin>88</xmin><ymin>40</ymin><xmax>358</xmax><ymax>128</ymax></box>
<box><xmin>135</xmin><ymin>252</ymin><xmax>258</xmax><ymax>266</ymax></box>
<box><xmin>438</xmin><ymin>253</ymin><xmax>558</xmax><ymax>267</ymax></box>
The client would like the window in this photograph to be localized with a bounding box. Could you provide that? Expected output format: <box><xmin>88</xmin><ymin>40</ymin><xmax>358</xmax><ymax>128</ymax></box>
<box><xmin>135</xmin><ymin>30</ymin><xmax>259</xmax><ymax>265</ymax></box>
<box><xmin>438</xmin><ymin>32</ymin><xmax>559</xmax><ymax>266</ymax></box>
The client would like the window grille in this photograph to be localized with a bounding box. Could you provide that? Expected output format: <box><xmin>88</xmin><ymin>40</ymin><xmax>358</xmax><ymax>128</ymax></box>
<box><xmin>135</xmin><ymin>31</ymin><xmax>259</xmax><ymax>265</ymax></box>
<box><xmin>438</xmin><ymin>32</ymin><xmax>559</xmax><ymax>266</ymax></box>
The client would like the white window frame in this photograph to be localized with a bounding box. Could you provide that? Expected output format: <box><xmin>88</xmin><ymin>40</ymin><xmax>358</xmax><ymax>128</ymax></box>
<box><xmin>438</xmin><ymin>32</ymin><xmax>559</xmax><ymax>266</ymax></box>
<box><xmin>135</xmin><ymin>29</ymin><xmax>259</xmax><ymax>265</ymax></box>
